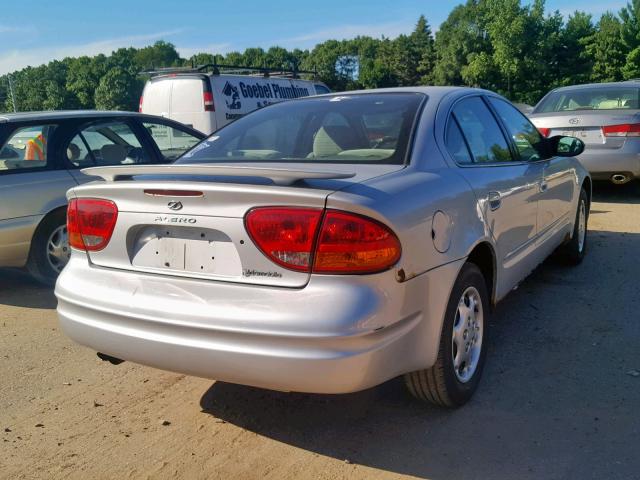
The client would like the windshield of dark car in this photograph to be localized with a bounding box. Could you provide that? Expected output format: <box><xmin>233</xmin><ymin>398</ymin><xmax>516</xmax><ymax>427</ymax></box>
<box><xmin>535</xmin><ymin>87</ymin><xmax>640</xmax><ymax>113</ymax></box>
<box><xmin>177</xmin><ymin>93</ymin><xmax>425</xmax><ymax>165</ymax></box>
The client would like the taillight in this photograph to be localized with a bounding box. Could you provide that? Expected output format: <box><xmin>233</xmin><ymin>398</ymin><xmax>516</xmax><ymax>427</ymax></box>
<box><xmin>602</xmin><ymin>123</ymin><xmax>640</xmax><ymax>137</ymax></box>
<box><xmin>203</xmin><ymin>91</ymin><xmax>215</xmax><ymax>112</ymax></box>
<box><xmin>245</xmin><ymin>208</ymin><xmax>322</xmax><ymax>271</ymax></box>
<box><xmin>314</xmin><ymin>210</ymin><xmax>402</xmax><ymax>274</ymax></box>
<box><xmin>67</xmin><ymin>198</ymin><xmax>118</xmax><ymax>251</ymax></box>
<box><xmin>538</xmin><ymin>127</ymin><xmax>551</xmax><ymax>138</ymax></box>
<box><xmin>245</xmin><ymin>208</ymin><xmax>401</xmax><ymax>274</ymax></box>
<box><xmin>138</xmin><ymin>95</ymin><xmax>143</xmax><ymax>113</ymax></box>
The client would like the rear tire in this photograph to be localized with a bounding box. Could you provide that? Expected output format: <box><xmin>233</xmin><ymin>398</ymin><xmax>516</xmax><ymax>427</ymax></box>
<box><xmin>404</xmin><ymin>262</ymin><xmax>489</xmax><ymax>407</ymax></box>
<box><xmin>557</xmin><ymin>188</ymin><xmax>588</xmax><ymax>265</ymax></box>
<box><xmin>26</xmin><ymin>209</ymin><xmax>69</xmax><ymax>286</ymax></box>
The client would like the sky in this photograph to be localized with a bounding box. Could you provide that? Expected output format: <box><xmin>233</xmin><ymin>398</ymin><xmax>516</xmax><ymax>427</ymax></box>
<box><xmin>0</xmin><ymin>0</ymin><xmax>629</xmax><ymax>75</ymax></box>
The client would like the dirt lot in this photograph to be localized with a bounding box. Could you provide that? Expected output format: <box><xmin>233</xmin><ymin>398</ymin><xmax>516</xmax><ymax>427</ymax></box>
<box><xmin>1</xmin><ymin>183</ymin><xmax>639</xmax><ymax>480</ymax></box>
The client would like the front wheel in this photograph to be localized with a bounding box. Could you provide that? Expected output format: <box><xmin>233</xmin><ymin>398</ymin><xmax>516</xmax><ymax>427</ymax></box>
<box><xmin>404</xmin><ymin>262</ymin><xmax>489</xmax><ymax>407</ymax></box>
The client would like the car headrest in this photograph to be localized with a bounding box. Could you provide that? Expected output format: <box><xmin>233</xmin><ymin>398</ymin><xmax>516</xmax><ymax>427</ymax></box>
<box><xmin>313</xmin><ymin>126</ymin><xmax>358</xmax><ymax>158</ymax></box>
<box><xmin>100</xmin><ymin>144</ymin><xmax>127</xmax><ymax>165</ymax></box>
<box><xmin>67</xmin><ymin>143</ymin><xmax>81</xmax><ymax>161</ymax></box>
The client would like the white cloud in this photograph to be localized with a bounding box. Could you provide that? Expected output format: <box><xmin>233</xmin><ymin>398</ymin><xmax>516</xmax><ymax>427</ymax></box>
<box><xmin>0</xmin><ymin>25</ymin><xmax>35</xmax><ymax>34</ymax></box>
<box><xmin>0</xmin><ymin>29</ymin><xmax>184</xmax><ymax>74</ymax></box>
<box><xmin>274</xmin><ymin>21</ymin><xmax>414</xmax><ymax>49</ymax></box>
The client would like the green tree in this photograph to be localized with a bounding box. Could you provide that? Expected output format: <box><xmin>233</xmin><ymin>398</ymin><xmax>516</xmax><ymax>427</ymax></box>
<box><xmin>223</xmin><ymin>51</ymin><xmax>244</xmax><ymax>65</ymax></box>
<box><xmin>620</xmin><ymin>0</ymin><xmax>640</xmax><ymax>78</ymax></box>
<box><xmin>66</xmin><ymin>55</ymin><xmax>107</xmax><ymax>108</ymax></box>
<box><xmin>265</xmin><ymin>46</ymin><xmax>293</xmax><ymax>69</ymax></box>
<box><xmin>432</xmin><ymin>1</ymin><xmax>492</xmax><ymax>87</ymax></box>
<box><xmin>185</xmin><ymin>53</ymin><xmax>216</xmax><ymax>67</ymax></box>
<box><xmin>242</xmin><ymin>48</ymin><xmax>267</xmax><ymax>67</ymax></box>
<box><xmin>94</xmin><ymin>67</ymin><xmax>140</xmax><ymax>111</ymax></box>
<box><xmin>415</xmin><ymin>18</ymin><xmax>437</xmax><ymax>85</ymax></box>
<box><xmin>584</xmin><ymin>12</ymin><xmax>626</xmax><ymax>82</ymax></box>
<box><xmin>134</xmin><ymin>41</ymin><xmax>181</xmax><ymax>70</ymax></box>
<box><xmin>558</xmin><ymin>12</ymin><xmax>595</xmax><ymax>86</ymax></box>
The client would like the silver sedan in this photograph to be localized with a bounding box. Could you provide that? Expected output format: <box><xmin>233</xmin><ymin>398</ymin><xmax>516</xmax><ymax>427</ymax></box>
<box><xmin>0</xmin><ymin>111</ymin><xmax>204</xmax><ymax>285</ymax></box>
<box><xmin>530</xmin><ymin>80</ymin><xmax>640</xmax><ymax>186</ymax></box>
<box><xmin>55</xmin><ymin>87</ymin><xmax>590</xmax><ymax>407</ymax></box>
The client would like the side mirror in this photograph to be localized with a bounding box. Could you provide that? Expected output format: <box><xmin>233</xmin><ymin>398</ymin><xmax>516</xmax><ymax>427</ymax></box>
<box><xmin>549</xmin><ymin>135</ymin><xmax>585</xmax><ymax>157</ymax></box>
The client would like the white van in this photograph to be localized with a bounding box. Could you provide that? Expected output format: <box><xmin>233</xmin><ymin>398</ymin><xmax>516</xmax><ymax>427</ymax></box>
<box><xmin>139</xmin><ymin>65</ymin><xmax>331</xmax><ymax>134</ymax></box>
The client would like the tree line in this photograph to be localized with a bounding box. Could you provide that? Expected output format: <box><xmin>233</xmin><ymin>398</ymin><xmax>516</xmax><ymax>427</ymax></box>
<box><xmin>2</xmin><ymin>0</ymin><xmax>640</xmax><ymax>113</ymax></box>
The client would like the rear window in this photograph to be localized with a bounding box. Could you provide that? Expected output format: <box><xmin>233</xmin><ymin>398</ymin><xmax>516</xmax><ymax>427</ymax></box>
<box><xmin>177</xmin><ymin>93</ymin><xmax>424</xmax><ymax>165</ymax></box>
<box><xmin>535</xmin><ymin>87</ymin><xmax>640</xmax><ymax>113</ymax></box>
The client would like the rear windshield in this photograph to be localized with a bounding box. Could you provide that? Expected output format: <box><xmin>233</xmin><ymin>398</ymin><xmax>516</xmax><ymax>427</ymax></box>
<box><xmin>535</xmin><ymin>87</ymin><xmax>640</xmax><ymax>113</ymax></box>
<box><xmin>177</xmin><ymin>93</ymin><xmax>425</xmax><ymax>165</ymax></box>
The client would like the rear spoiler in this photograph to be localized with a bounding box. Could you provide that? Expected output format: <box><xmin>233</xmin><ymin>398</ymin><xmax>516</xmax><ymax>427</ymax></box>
<box><xmin>81</xmin><ymin>165</ymin><xmax>355</xmax><ymax>186</ymax></box>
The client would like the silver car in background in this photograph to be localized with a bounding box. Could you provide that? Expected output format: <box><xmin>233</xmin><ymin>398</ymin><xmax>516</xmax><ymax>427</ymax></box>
<box><xmin>0</xmin><ymin>111</ymin><xmax>204</xmax><ymax>284</ymax></box>
<box><xmin>56</xmin><ymin>88</ymin><xmax>590</xmax><ymax>407</ymax></box>
<box><xmin>530</xmin><ymin>81</ymin><xmax>640</xmax><ymax>186</ymax></box>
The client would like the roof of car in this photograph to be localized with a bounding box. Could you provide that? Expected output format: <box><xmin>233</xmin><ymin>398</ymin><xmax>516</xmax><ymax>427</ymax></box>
<box><xmin>0</xmin><ymin>110</ymin><xmax>157</xmax><ymax>123</ymax></box>
<box><xmin>549</xmin><ymin>80</ymin><xmax>640</xmax><ymax>92</ymax></box>
<box><xmin>311</xmin><ymin>86</ymin><xmax>493</xmax><ymax>101</ymax></box>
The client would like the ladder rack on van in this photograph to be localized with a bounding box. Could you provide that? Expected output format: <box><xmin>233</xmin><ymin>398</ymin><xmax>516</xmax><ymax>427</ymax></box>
<box><xmin>140</xmin><ymin>60</ymin><xmax>318</xmax><ymax>79</ymax></box>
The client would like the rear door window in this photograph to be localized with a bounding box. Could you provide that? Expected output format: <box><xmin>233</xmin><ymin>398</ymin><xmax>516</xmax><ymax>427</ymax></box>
<box><xmin>445</xmin><ymin>118</ymin><xmax>473</xmax><ymax>165</ymax></box>
<box><xmin>452</xmin><ymin>97</ymin><xmax>513</xmax><ymax>164</ymax></box>
<box><xmin>78</xmin><ymin>121</ymin><xmax>148</xmax><ymax>166</ymax></box>
<box><xmin>0</xmin><ymin>125</ymin><xmax>57</xmax><ymax>172</ymax></box>
<box><xmin>143</xmin><ymin>122</ymin><xmax>202</xmax><ymax>161</ymax></box>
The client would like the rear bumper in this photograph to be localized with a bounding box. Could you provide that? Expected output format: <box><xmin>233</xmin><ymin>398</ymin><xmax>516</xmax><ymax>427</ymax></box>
<box><xmin>576</xmin><ymin>143</ymin><xmax>640</xmax><ymax>180</ymax></box>
<box><xmin>55</xmin><ymin>256</ymin><xmax>463</xmax><ymax>394</ymax></box>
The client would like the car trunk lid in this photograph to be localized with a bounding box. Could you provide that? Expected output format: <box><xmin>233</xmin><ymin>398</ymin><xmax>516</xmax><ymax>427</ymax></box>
<box><xmin>530</xmin><ymin>109</ymin><xmax>640</xmax><ymax>149</ymax></box>
<box><xmin>70</xmin><ymin>163</ymin><xmax>401</xmax><ymax>288</ymax></box>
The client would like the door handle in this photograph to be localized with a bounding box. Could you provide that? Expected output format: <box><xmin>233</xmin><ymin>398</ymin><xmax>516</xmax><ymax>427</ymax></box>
<box><xmin>540</xmin><ymin>181</ymin><xmax>548</xmax><ymax>192</ymax></box>
<box><xmin>488</xmin><ymin>191</ymin><xmax>502</xmax><ymax>211</ymax></box>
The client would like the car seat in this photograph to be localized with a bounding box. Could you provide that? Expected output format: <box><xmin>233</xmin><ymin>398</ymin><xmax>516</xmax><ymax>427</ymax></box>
<box><xmin>100</xmin><ymin>144</ymin><xmax>127</xmax><ymax>165</ymax></box>
<box><xmin>310</xmin><ymin>126</ymin><xmax>360</xmax><ymax>158</ymax></box>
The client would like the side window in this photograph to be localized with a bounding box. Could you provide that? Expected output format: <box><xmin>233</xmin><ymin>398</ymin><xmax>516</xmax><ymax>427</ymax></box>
<box><xmin>143</xmin><ymin>122</ymin><xmax>201</xmax><ymax>161</ymax></box>
<box><xmin>0</xmin><ymin>125</ymin><xmax>56</xmax><ymax>172</ymax></box>
<box><xmin>65</xmin><ymin>134</ymin><xmax>92</xmax><ymax>167</ymax></box>
<box><xmin>314</xmin><ymin>84</ymin><xmax>331</xmax><ymax>95</ymax></box>
<box><xmin>452</xmin><ymin>97</ymin><xmax>513</xmax><ymax>164</ymax></box>
<box><xmin>445</xmin><ymin>118</ymin><xmax>473</xmax><ymax>165</ymax></box>
<box><xmin>79</xmin><ymin>122</ymin><xmax>147</xmax><ymax>166</ymax></box>
<box><xmin>489</xmin><ymin>98</ymin><xmax>544</xmax><ymax>161</ymax></box>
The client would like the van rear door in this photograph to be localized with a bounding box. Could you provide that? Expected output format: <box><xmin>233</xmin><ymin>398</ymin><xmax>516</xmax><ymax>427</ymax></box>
<box><xmin>141</xmin><ymin>76</ymin><xmax>214</xmax><ymax>135</ymax></box>
<box><xmin>169</xmin><ymin>77</ymin><xmax>213</xmax><ymax>133</ymax></box>
<box><xmin>140</xmin><ymin>79</ymin><xmax>171</xmax><ymax>117</ymax></box>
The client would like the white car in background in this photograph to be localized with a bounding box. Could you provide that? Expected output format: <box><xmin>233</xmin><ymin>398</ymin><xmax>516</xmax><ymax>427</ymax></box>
<box><xmin>140</xmin><ymin>63</ymin><xmax>330</xmax><ymax>134</ymax></box>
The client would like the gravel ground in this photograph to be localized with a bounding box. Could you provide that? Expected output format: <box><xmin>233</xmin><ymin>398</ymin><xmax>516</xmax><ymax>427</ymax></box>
<box><xmin>1</xmin><ymin>183</ymin><xmax>639</xmax><ymax>480</ymax></box>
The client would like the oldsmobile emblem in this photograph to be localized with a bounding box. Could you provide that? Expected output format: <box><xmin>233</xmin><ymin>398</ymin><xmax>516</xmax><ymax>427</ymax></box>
<box><xmin>167</xmin><ymin>201</ymin><xmax>183</xmax><ymax>211</ymax></box>
<box><xmin>569</xmin><ymin>118</ymin><xmax>580</xmax><ymax>125</ymax></box>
